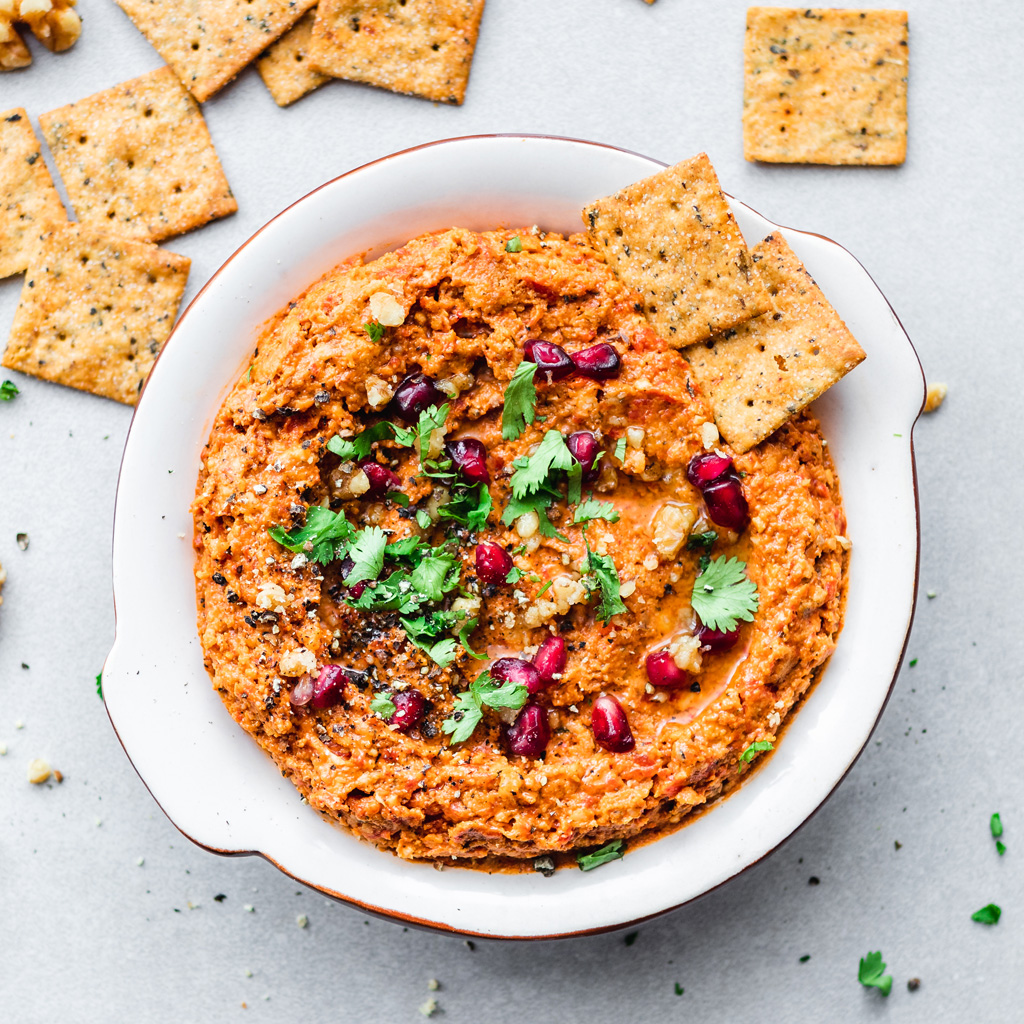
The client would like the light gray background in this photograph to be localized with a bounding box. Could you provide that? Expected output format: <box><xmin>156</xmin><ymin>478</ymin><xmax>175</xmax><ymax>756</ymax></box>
<box><xmin>1</xmin><ymin>1</ymin><xmax>1021</xmax><ymax>1021</ymax></box>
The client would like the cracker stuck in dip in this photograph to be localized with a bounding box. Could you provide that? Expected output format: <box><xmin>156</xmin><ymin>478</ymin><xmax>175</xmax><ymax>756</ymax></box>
<box><xmin>192</xmin><ymin>226</ymin><xmax>849</xmax><ymax>864</ymax></box>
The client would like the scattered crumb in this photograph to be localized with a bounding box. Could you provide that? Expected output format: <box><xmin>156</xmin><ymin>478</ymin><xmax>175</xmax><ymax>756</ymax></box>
<box><xmin>926</xmin><ymin>590</ymin><xmax>937</xmax><ymax>599</ymax></box>
<box><xmin>244</xmin><ymin>969</ymin><xmax>253</xmax><ymax>978</ymax></box>
<box><xmin>136</xmin><ymin>856</ymin><xmax>145</xmax><ymax>866</ymax></box>
<box><xmin>15</xmin><ymin>720</ymin><xmax>24</xmax><ymax>730</ymax></box>
<box><xmin>894</xmin><ymin>840</ymin><xmax>902</xmax><ymax>851</ymax></box>
<box><xmin>26</xmin><ymin>758</ymin><xmax>51</xmax><ymax>784</ymax></box>
<box><xmin>0</xmin><ymin>743</ymin><xmax>7</xmax><ymax>756</ymax></box>
<box><xmin>427</xmin><ymin>979</ymin><xmax>440</xmax><ymax>991</ymax></box>
<box><xmin>923</xmin><ymin>382</ymin><xmax>947</xmax><ymax>413</ymax></box>
<box><xmin>907</xmin><ymin>978</ymin><xmax>921</xmax><ymax>991</ymax></box>
<box><xmin>296</xmin><ymin>914</ymin><xmax>308</xmax><ymax>928</ymax></box>
<box><xmin>16</xmin><ymin>532</ymin><xmax>29</xmax><ymax>551</ymax></box>
<box><xmin>418</xmin><ymin>998</ymin><xmax>439</xmax><ymax>1017</ymax></box>
<box><xmin>243</xmin><ymin>904</ymin><xmax>255</xmax><ymax>913</ymax></box>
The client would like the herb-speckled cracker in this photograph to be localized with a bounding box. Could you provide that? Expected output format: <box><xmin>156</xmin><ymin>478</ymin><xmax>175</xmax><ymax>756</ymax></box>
<box><xmin>115</xmin><ymin>0</ymin><xmax>317</xmax><ymax>103</ymax></box>
<box><xmin>685</xmin><ymin>233</ymin><xmax>865</xmax><ymax>452</ymax></box>
<box><xmin>743</xmin><ymin>8</ymin><xmax>908</xmax><ymax>165</ymax></box>
<box><xmin>309</xmin><ymin>0</ymin><xmax>485</xmax><ymax>105</ymax></box>
<box><xmin>39</xmin><ymin>66</ymin><xmax>237</xmax><ymax>244</ymax></box>
<box><xmin>1</xmin><ymin>109</ymin><xmax>67</xmax><ymax>279</ymax></box>
<box><xmin>2</xmin><ymin>224</ymin><xmax>191</xmax><ymax>405</ymax></box>
<box><xmin>257</xmin><ymin>8</ymin><xmax>328</xmax><ymax>106</ymax></box>
<box><xmin>583</xmin><ymin>153</ymin><xmax>771</xmax><ymax>348</ymax></box>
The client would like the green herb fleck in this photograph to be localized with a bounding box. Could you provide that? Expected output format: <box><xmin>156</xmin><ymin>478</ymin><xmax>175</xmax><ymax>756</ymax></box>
<box><xmin>623</xmin><ymin>931</ymin><xmax>638</xmax><ymax>947</ymax></box>
<box><xmin>971</xmin><ymin>903</ymin><xmax>1001</xmax><ymax>925</ymax></box>
<box><xmin>577</xmin><ymin>839</ymin><xmax>624</xmax><ymax>871</ymax></box>
<box><xmin>573</xmin><ymin>498</ymin><xmax>620</xmax><ymax>525</ymax></box>
<box><xmin>327</xmin><ymin>420</ymin><xmax>415</xmax><ymax>462</ymax></box>
<box><xmin>0</xmin><ymin>380</ymin><xmax>19</xmax><ymax>401</ymax></box>
<box><xmin>991</xmin><ymin>813</ymin><xmax>1003</xmax><ymax>839</ymax></box>
<box><xmin>613</xmin><ymin>437</ymin><xmax>627</xmax><ymax>463</ymax></box>
<box><xmin>95</xmin><ymin>672</ymin><xmax>103</xmax><ymax>699</ymax></box>
<box><xmin>997</xmin><ymin>841</ymin><xmax>1007</xmax><ymax>856</ymax></box>
<box><xmin>674</xmin><ymin>983</ymin><xmax>684</xmax><ymax>995</ymax></box>
<box><xmin>686</xmin><ymin>530</ymin><xmax>718</xmax><ymax>553</ymax></box>
<box><xmin>799</xmin><ymin>955</ymin><xmax>811</xmax><ymax>963</ymax></box>
<box><xmin>441</xmin><ymin>671</ymin><xmax>529</xmax><ymax>744</ymax></box>
<box><xmin>690</xmin><ymin>556</ymin><xmax>759</xmax><ymax>633</ymax></box>
<box><xmin>739</xmin><ymin>740</ymin><xmax>773</xmax><ymax>764</ymax></box>
<box><xmin>364</xmin><ymin>320</ymin><xmax>385</xmax><ymax>343</ymax></box>
<box><xmin>501</xmin><ymin>360</ymin><xmax>538</xmax><ymax>441</ymax></box>
<box><xmin>505</xmin><ymin>236</ymin><xmax>523</xmax><ymax>253</ymax></box>
<box><xmin>858</xmin><ymin>951</ymin><xmax>892</xmax><ymax>996</ymax></box>
<box><xmin>506</xmin><ymin>566</ymin><xmax>523</xmax><ymax>585</ymax></box>
<box><xmin>909</xmin><ymin>658</ymin><xmax>918</xmax><ymax>667</ymax></box>
<box><xmin>268</xmin><ymin>506</ymin><xmax>353</xmax><ymax>564</ymax></box>
<box><xmin>583</xmin><ymin>543</ymin><xmax>627</xmax><ymax>623</ymax></box>
<box><xmin>370</xmin><ymin>692</ymin><xmax>396</xmax><ymax>721</ymax></box>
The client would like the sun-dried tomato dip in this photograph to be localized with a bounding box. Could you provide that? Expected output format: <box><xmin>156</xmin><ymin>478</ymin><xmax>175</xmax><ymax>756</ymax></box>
<box><xmin>192</xmin><ymin>227</ymin><xmax>848</xmax><ymax>864</ymax></box>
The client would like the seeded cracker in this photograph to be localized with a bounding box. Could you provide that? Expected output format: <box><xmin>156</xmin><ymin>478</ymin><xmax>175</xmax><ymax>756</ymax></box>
<box><xmin>2</xmin><ymin>223</ymin><xmax>191</xmax><ymax>405</ymax></box>
<box><xmin>39</xmin><ymin>66</ymin><xmax>237</xmax><ymax>245</ymax></box>
<box><xmin>114</xmin><ymin>0</ymin><xmax>318</xmax><ymax>103</ymax></box>
<box><xmin>0</xmin><ymin>109</ymin><xmax>67</xmax><ymax>279</ymax></box>
<box><xmin>583</xmin><ymin>153</ymin><xmax>770</xmax><ymax>348</ymax></box>
<box><xmin>743</xmin><ymin>8</ymin><xmax>908</xmax><ymax>165</ymax></box>
<box><xmin>308</xmin><ymin>0</ymin><xmax>485</xmax><ymax>105</ymax></box>
<box><xmin>685</xmin><ymin>233</ymin><xmax>865</xmax><ymax>453</ymax></box>
<box><xmin>257</xmin><ymin>8</ymin><xmax>329</xmax><ymax>106</ymax></box>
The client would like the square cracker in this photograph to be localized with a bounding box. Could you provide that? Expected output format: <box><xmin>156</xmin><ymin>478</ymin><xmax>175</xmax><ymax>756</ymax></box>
<box><xmin>39</xmin><ymin>66</ymin><xmax>237</xmax><ymax>245</ymax></box>
<box><xmin>583</xmin><ymin>153</ymin><xmax>771</xmax><ymax>348</ymax></box>
<box><xmin>743</xmin><ymin>8</ymin><xmax>908</xmax><ymax>165</ymax></box>
<box><xmin>1</xmin><ymin>109</ymin><xmax>67</xmax><ymax>279</ymax></box>
<box><xmin>308</xmin><ymin>0</ymin><xmax>485</xmax><ymax>105</ymax></box>
<box><xmin>257</xmin><ymin>8</ymin><xmax>329</xmax><ymax>106</ymax></box>
<box><xmin>115</xmin><ymin>0</ymin><xmax>318</xmax><ymax>103</ymax></box>
<box><xmin>684</xmin><ymin>232</ymin><xmax>866</xmax><ymax>453</ymax></box>
<box><xmin>2</xmin><ymin>223</ymin><xmax>191</xmax><ymax>405</ymax></box>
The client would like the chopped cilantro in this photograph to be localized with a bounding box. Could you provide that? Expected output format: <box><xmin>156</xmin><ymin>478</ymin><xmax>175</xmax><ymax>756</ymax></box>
<box><xmin>991</xmin><ymin>813</ymin><xmax>1003</xmax><ymax>839</ymax></box>
<box><xmin>613</xmin><ymin>437</ymin><xmax>627</xmax><ymax>463</ymax></box>
<box><xmin>438</xmin><ymin>481</ymin><xmax>491</xmax><ymax>531</ymax></box>
<box><xmin>415</xmin><ymin>509</ymin><xmax>432</xmax><ymax>530</ymax></box>
<box><xmin>997</xmin><ymin>840</ymin><xmax>1006</xmax><ymax>855</ymax></box>
<box><xmin>327</xmin><ymin>420</ymin><xmax>414</xmax><ymax>462</ymax></box>
<box><xmin>686</xmin><ymin>530</ymin><xmax>718</xmax><ymax>553</ymax></box>
<box><xmin>441</xmin><ymin>670</ymin><xmax>529</xmax><ymax>744</ymax></box>
<box><xmin>364</xmin><ymin>320</ymin><xmax>385</xmax><ymax>342</ymax></box>
<box><xmin>690</xmin><ymin>556</ymin><xmax>759</xmax><ymax>632</ymax></box>
<box><xmin>674</xmin><ymin>983</ymin><xmax>684</xmax><ymax>995</ymax></box>
<box><xmin>500</xmin><ymin>488</ymin><xmax>567</xmax><ymax>541</ymax></box>
<box><xmin>506</xmin><ymin>566</ymin><xmax>523</xmax><ymax>584</ymax></box>
<box><xmin>536</xmin><ymin>579</ymin><xmax>553</xmax><ymax>598</ymax></box>
<box><xmin>799</xmin><ymin>955</ymin><xmax>811</xmax><ymax>964</ymax></box>
<box><xmin>577</xmin><ymin>839</ymin><xmax>624</xmax><ymax>871</ymax></box>
<box><xmin>971</xmin><ymin>903</ymin><xmax>1002</xmax><ymax>925</ymax></box>
<box><xmin>370</xmin><ymin>692</ymin><xmax>396</xmax><ymax>721</ymax></box>
<box><xmin>858</xmin><ymin>951</ymin><xmax>892</xmax><ymax>996</ymax></box>
<box><xmin>505</xmin><ymin>236</ymin><xmax>523</xmax><ymax>253</ymax></box>
<box><xmin>623</xmin><ymin>931</ymin><xmax>638</xmax><ymax>947</ymax></box>
<box><xmin>909</xmin><ymin>658</ymin><xmax>918</xmax><ymax>667</ymax></box>
<box><xmin>95</xmin><ymin>672</ymin><xmax>103</xmax><ymax>699</ymax></box>
<box><xmin>458</xmin><ymin>617</ymin><xmax>487</xmax><ymax>660</ymax></box>
<box><xmin>501</xmin><ymin>360</ymin><xmax>538</xmax><ymax>441</ymax></box>
<box><xmin>1</xmin><ymin>379</ymin><xmax>20</xmax><ymax>400</ymax></box>
<box><xmin>415</xmin><ymin>403</ymin><xmax>451</xmax><ymax>467</ymax></box>
<box><xmin>510</xmin><ymin>429</ymin><xmax>574</xmax><ymax>497</ymax></box>
<box><xmin>583</xmin><ymin>543</ymin><xmax>626</xmax><ymax>623</ymax></box>
<box><xmin>573</xmin><ymin>498</ymin><xmax>619</xmax><ymax>525</ymax></box>
<box><xmin>268</xmin><ymin>506</ymin><xmax>353</xmax><ymax>564</ymax></box>
<box><xmin>343</xmin><ymin>526</ymin><xmax>388</xmax><ymax>586</ymax></box>
<box><xmin>739</xmin><ymin>740</ymin><xmax>773</xmax><ymax>764</ymax></box>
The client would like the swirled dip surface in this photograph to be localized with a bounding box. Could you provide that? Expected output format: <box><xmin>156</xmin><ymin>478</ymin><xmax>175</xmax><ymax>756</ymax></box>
<box><xmin>192</xmin><ymin>228</ymin><xmax>848</xmax><ymax>863</ymax></box>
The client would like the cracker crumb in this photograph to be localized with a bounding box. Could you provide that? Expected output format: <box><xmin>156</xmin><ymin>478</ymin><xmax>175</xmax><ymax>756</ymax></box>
<box><xmin>296</xmin><ymin>914</ymin><xmax>308</xmax><ymax>928</ymax></box>
<box><xmin>427</xmin><ymin>979</ymin><xmax>440</xmax><ymax>991</ymax></box>
<box><xmin>136</xmin><ymin>856</ymin><xmax>145</xmax><ymax>866</ymax></box>
<box><xmin>924</xmin><ymin>382</ymin><xmax>947</xmax><ymax>413</ymax></box>
<box><xmin>418</xmin><ymin>998</ymin><xmax>439</xmax><ymax>1017</ymax></box>
<box><xmin>27</xmin><ymin>758</ymin><xmax>51</xmax><ymax>784</ymax></box>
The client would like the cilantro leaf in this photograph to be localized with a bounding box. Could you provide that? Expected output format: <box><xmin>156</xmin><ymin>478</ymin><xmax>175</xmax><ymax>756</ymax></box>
<box><xmin>458</xmin><ymin>617</ymin><xmax>487</xmax><ymax>660</ymax></box>
<box><xmin>997</xmin><ymin>841</ymin><xmax>1007</xmax><ymax>856</ymax></box>
<box><xmin>268</xmin><ymin>506</ymin><xmax>353</xmax><ymax>564</ymax></box>
<box><xmin>364</xmin><ymin>320</ymin><xmax>385</xmax><ymax>342</ymax></box>
<box><xmin>690</xmin><ymin>556</ymin><xmax>758</xmax><ymax>632</ymax></box>
<box><xmin>500</xmin><ymin>488</ymin><xmax>567</xmax><ymax>541</ymax></box>
<box><xmin>441</xmin><ymin>671</ymin><xmax>528</xmax><ymax>744</ymax></box>
<box><xmin>371</xmin><ymin>692</ymin><xmax>396</xmax><ymax>721</ymax></box>
<box><xmin>577</xmin><ymin>840</ymin><xmax>624</xmax><ymax>871</ymax></box>
<box><xmin>425</xmin><ymin>637</ymin><xmax>460</xmax><ymax>668</ymax></box>
<box><xmin>95</xmin><ymin>672</ymin><xmax>103</xmax><ymax>699</ymax></box>
<box><xmin>501</xmin><ymin>360</ymin><xmax>538</xmax><ymax>441</ymax></box>
<box><xmin>510</xmin><ymin>430</ymin><xmax>574</xmax><ymax>498</ymax></box>
<box><xmin>858</xmin><ymin>952</ymin><xmax>892</xmax><ymax>996</ymax></box>
<box><xmin>739</xmin><ymin>740</ymin><xmax>773</xmax><ymax>764</ymax></box>
<box><xmin>409</xmin><ymin>554</ymin><xmax>461</xmax><ymax>602</ymax></box>
<box><xmin>415</xmin><ymin>509</ymin><xmax>432</xmax><ymax>530</ymax></box>
<box><xmin>438</xmin><ymin>481</ymin><xmax>491</xmax><ymax>531</ymax></box>
<box><xmin>475</xmin><ymin>676</ymin><xmax>529</xmax><ymax>711</ymax></box>
<box><xmin>327</xmin><ymin>421</ymin><xmax>414</xmax><ymax>462</ymax></box>
<box><xmin>686</xmin><ymin>530</ymin><xmax>718</xmax><ymax>553</ymax></box>
<box><xmin>505</xmin><ymin>236</ymin><xmax>523</xmax><ymax>253</ymax></box>
<box><xmin>991</xmin><ymin>812</ymin><xmax>1004</xmax><ymax>839</ymax></box>
<box><xmin>0</xmin><ymin>379</ymin><xmax>19</xmax><ymax>401</ymax></box>
<box><xmin>442</xmin><ymin>690</ymin><xmax>483</xmax><ymax>744</ymax></box>
<box><xmin>343</xmin><ymin>526</ymin><xmax>387</xmax><ymax>586</ymax></box>
<box><xmin>584</xmin><ymin>544</ymin><xmax>627</xmax><ymax>623</ymax></box>
<box><xmin>574</xmin><ymin>498</ymin><xmax>620</xmax><ymax>525</ymax></box>
<box><xmin>972</xmin><ymin>903</ymin><xmax>1002</xmax><ymax>925</ymax></box>
<box><xmin>613</xmin><ymin>438</ymin><xmax>627</xmax><ymax>463</ymax></box>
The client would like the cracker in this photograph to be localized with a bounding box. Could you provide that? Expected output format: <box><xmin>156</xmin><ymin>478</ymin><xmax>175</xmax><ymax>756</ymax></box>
<box><xmin>583</xmin><ymin>153</ymin><xmax>771</xmax><ymax>348</ymax></box>
<box><xmin>308</xmin><ymin>0</ymin><xmax>485</xmax><ymax>105</ymax></box>
<box><xmin>114</xmin><ymin>0</ymin><xmax>318</xmax><ymax>103</ymax></box>
<box><xmin>39</xmin><ymin>66</ymin><xmax>237</xmax><ymax>244</ymax></box>
<box><xmin>257</xmin><ymin>8</ymin><xmax>329</xmax><ymax>106</ymax></box>
<box><xmin>684</xmin><ymin>233</ymin><xmax>865</xmax><ymax>453</ymax></box>
<box><xmin>743</xmin><ymin>8</ymin><xmax>908</xmax><ymax>165</ymax></box>
<box><xmin>0</xmin><ymin>109</ymin><xmax>67</xmax><ymax>279</ymax></box>
<box><xmin>2</xmin><ymin>223</ymin><xmax>191</xmax><ymax>405</ymax></box>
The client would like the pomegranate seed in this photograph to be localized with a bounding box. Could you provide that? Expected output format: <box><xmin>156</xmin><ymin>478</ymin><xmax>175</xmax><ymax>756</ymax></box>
<box><xmin>505</xmin><ymin>703</ymin><xmax>551</xmax><ymax>757</ymax></box>
<box><xmin>389</xmin><ymin>690</ymin><xmax>428</xmax><ymax>732</ymax></box>
<box><xmin>392</xmin><ymin>372</ymin><xmax>444</xmax><ymax>422</ymax></box>
<box><xmin>703</xmin><ymin>476</ymin><xmax>750</xmax><ymax>533</ymax></box>
<box><xmin>359</xmin><ymin>460</ymin><xmax>400</xmax><ymax>498</ymax></box>
<box><xmin>491</xmin><ymin>657</ymin><xmax>542</xmax><ymax>695</ymax></box>
<box><xmin>571</xmin><ymin>342</ymin><xmax>621</xmax><ymax>380</ymax></box>
<box><xmin>445</xmin><ymin>437</ymin><xmax>490</xmax><ymax>484</ymax></box>
<box><xmin>311</xmin><ymin>665</ymin><xmax>347</xmax><ymax>709</ymax></box>
<box><xmin>523</xmin><ymin>339</ymin><xmax>574</xmax><ymax>381</ymax></box>
<box><xmin>686</xmin><ymin>451</ymin><xmax>733</xmax><ymax>489</ymax></box>
<box><xmin>567</xmin><ymin>430</ymin><xmax>601</xmax><ymax>479</ymax></box>
<box><xmin>591</xmin><ymin>694</ymin><xmax>635</xmax><ymax>753</ymax></box>
<box><xmin>532</xmin><ymin>636</ymin><xmax>567</xmax><ymax>687</ymax></box>
<box><xmin>645</xmin><ymin>651</ymin><xmax>691</xmax><ymax>689</ymax></box>
<box><xmin>695</xmin><ymin>622</ymin><xmax>740</xmax><ymax>653</ymax></box>
<box><xmin>289</xmin><ymin>675</ymin><xmax>314</xmax><ymax>707</ymax></box>
<box><xmin>475</xmin><ymin>542</ymin><xmax>513</xmax><ymax>585</ymax></box>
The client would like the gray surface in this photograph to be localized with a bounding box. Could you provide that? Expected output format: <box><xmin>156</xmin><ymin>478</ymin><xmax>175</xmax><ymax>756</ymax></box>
<box><xmin>1</xmin><ymin>1</ymin><xmax>1021</xmax><ymax>1020</ymax></box>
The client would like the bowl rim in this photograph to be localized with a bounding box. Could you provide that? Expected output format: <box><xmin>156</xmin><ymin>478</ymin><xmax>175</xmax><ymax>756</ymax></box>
<box><xmin>104</xmin><ymin>133</ymin><xmax>925</xmax><ymax>940</ymax></box>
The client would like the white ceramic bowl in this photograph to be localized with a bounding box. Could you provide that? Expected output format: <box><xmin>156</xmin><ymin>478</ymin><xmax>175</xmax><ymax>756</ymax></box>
<box><xmin>104</xmin><ymin>135</ymin><xmax>924</xmax><ymax>939</ymax></box>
